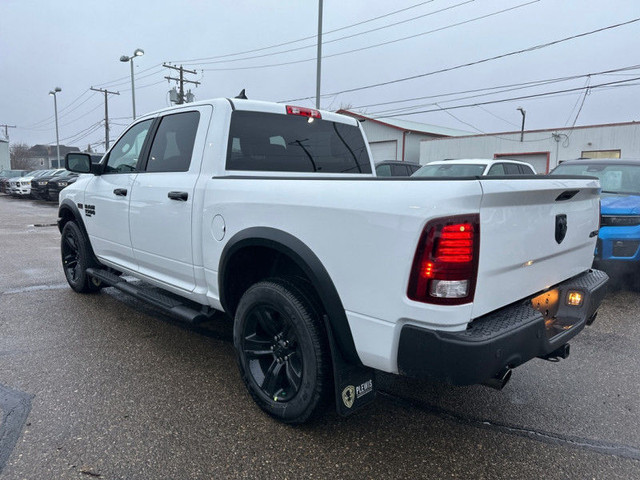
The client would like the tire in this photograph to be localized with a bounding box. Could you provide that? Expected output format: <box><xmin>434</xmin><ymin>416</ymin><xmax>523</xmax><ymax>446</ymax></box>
<box><xmin>233</xmin><ymin>278</ymin><xmax>331</xmax><ymax>424</ymax></box>
<box><xmin>60</xmin><ymin>221</ymin><xmax>102</xmax><ymax>293</ymax></box>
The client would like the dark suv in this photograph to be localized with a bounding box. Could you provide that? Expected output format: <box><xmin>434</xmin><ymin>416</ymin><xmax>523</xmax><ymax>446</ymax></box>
<box><xmin>31</xmin><ymin>169</ymin><xmax>65</xmax><ymax>199</ymax></box>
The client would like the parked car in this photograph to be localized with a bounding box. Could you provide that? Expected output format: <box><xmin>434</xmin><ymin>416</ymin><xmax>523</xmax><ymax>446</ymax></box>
<box><xmin>9</xmin><ymin>170</ymin><xmax>50</xmax><ymax>197</ymax></box>
<box><xmin>375</xmin><ymin>160</ymin><xmax>421</xmax><ymax>177</ymax></box>
<box><xmin>58</xmin><ymin>97</ymin><xmax>606</xmax><ymax>424</ymax></box>
<box><xmin>47</xmin><ymin>171</ymin><xmax>79</xmax><ymax>201</ymax></box>
<box><xmin>0</xmin><ymin>170</ymin><xmax>29</xmax><ymax>194</ymax></box>
<box><xmin>412</xmin><ymin>159</ymin><xmax>536</xmax><ymax>177</ymax></box>
<box><xmin>31</xmin><ymin>169</ymin><xmax>66</xmax><ymax>200</ymax></box>
<box><xmin>551</xmin><ymin>158</ymin><xmax>640</xmax><ymax>274</ymax></box>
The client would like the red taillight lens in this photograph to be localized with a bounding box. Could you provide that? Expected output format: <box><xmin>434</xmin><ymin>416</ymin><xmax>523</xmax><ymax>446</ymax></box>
<box><xmin>408</xmin><ymin>215</ymin><xmax>480</xmax><ymax>305</ymax></box>
<box><xmin>286</xmin><ymin>105</ymin><xmax>322</xmax><ymax>119</ymax></box>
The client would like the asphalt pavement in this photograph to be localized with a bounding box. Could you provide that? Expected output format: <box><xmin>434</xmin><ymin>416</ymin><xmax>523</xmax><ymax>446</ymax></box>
<box><xmin>1</xmin><ymin>196</ymin><xmax>639</xmax><ymax>479</ymax></box>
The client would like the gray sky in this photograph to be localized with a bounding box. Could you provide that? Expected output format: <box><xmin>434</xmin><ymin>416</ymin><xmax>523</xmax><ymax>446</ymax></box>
<box><xmin>2</xmin><ymin>0</ymin><xmax>639</xmax><ymax>151</ymax></box>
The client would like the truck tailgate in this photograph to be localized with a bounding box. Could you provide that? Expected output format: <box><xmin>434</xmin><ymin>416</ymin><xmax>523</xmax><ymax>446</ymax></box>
<box><xmin>472</xmin><ymin>177</ymin><xmax>600</xmax><ymax>318</ymax></box>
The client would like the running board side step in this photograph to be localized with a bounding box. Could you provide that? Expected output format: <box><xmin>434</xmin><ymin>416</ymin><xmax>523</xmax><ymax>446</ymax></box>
<box><xmin>86</xmin><ymin>268</ymin><xmax>213</xmax><ymax>324</ymax></box>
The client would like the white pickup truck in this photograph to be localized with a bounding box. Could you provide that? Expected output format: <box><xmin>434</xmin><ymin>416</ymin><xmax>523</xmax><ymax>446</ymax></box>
<box><xmin>59</xmin><ymin>97</ymin><xmax>608</xmax><ymax>424</ymax></box>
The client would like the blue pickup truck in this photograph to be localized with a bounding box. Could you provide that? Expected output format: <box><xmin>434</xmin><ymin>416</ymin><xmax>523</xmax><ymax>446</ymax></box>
<box><xmin>551</xmin><ymin>159</ymin><xmax>640</xmax><ymax>276</ymax></box>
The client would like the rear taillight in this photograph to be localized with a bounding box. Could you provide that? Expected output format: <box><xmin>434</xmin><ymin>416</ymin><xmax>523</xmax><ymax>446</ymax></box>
<box><xmin>408</xmin><ymin>214</ymin><xmax>480</xmax><ymax>305</ymax></box>
<box><xmin>286</xmin><ymin>105</ymin><xmax>321</xmax><ymax>119</ymax></box>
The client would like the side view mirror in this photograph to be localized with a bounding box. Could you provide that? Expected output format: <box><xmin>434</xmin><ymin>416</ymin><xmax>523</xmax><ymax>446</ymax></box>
<box><xmin>65</xmin><ymin>153</ymin><xmax>102</xmax><ymax>175</ymax></box>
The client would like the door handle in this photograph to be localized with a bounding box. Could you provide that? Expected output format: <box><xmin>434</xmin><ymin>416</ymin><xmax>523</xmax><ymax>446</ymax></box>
<box><xmin>113</xmin><ymin>188</ymin><xmax>127</xmax><ymax>197</ymax></box>
<box><xmin>168</xmin><ymin>191</ymin><xmax>188</xmax><ymax>201</ymax></box>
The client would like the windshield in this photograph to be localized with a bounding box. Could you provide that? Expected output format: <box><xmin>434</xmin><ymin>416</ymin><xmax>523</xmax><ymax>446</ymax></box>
<box><xmin>0</xmin><ymin>170</ymin><xmax>27</xmax><ymax>178</ymax></box>
<box><xmin>412</xmin><ymin>163</ymin><xmax>486</xmax><ymax>177</ymax></box>
<box><xmin>551</xmin><ymin>163</ymin><xmax>640</xmax><ymax>195</ymax></box>
<box><xmin>226</xmin><ymin>111</ymin><xmax>371</xmax><ymax>174</ymax></box>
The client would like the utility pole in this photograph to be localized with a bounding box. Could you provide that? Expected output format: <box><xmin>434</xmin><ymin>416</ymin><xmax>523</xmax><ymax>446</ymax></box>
<box><xmin>0</xmin><ymin>124</ymin><xmax>16</xmax><ymax>141</ymax></box>
<box><xmin>163</xmin><ymin>64</ymin><xmax>200</xmax><ymax>104</ymax></box>
<box><xmin>517</xmin><ymin>107</ymin><xmax>526</xmax><ymax>142</ymax></box>
<box><xmin>91</xmin><ymin>87</ymin><xmax>120</xmax><ymax>150</ymax></box>
<box><xmin>316</xmin><ymin>0</ymin><xmax>323</xmax><ymax>109</ymax></box>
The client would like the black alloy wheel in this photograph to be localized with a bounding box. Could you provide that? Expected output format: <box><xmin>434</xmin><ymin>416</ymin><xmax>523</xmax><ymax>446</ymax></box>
<box><xmin>242</xmin><ymin>303</ymin><xmax>304</xmax><ymax>402</ymax></box>
<box><xmin>234</xmin><ymin>278</ymin><xmax>331</xmax><ymax>424</ymax></box>
<box><xmin>61</xmin><ymin>221</ymin><xmax>101</xmax><ymax>293</ymax></box>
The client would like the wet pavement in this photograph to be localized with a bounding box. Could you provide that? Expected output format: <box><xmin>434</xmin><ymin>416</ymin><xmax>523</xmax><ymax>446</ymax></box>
<box><xmin>1</xmin><ymin>196</ymin><xmax>639</xmax><ymax>479</ymax></box>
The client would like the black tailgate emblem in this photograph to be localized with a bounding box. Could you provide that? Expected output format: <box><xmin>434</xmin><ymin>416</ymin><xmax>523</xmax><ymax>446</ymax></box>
<box><xmin>555</xmin><ymin>214</ymin><xmax>567</xmax><ymax>244</ymax></box>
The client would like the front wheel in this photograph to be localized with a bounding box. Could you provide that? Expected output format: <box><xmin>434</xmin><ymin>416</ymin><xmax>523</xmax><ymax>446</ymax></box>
<box><xmin>233</xmin><ymin>278</ymin><xmax>331</xmax><ymax>424</ymax></box>
<box><xmin>61</xmin><ymin>221</ymin><xmax>102</xmax><ymax>293</ymax></box>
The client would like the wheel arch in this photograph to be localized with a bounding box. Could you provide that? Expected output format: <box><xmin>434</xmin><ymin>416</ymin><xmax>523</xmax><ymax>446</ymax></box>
<box><xmin>219</xmin><ymin>227</ymin><xmax>362</xmax><ymax>365</ymax></box>
<box><xmin>58</xmin><ymin>199</ymin><xmax>100</xmax><ymax>266</ymax></box>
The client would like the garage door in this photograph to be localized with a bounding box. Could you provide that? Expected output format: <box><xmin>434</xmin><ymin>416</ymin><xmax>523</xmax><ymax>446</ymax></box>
<box><xmin>495</xmin><ymin>153</ymin><xmax>549</xmax><ymax>174</ymax></box>
<box><xmin>369</xmin><ymin>140</ymin><xmax>397</xmax><ymax>163</ymax></box>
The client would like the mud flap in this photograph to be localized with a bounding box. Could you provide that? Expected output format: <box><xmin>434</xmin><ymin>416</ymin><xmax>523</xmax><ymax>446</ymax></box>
<box><xmin>323</xmin><ymin>315</ymin><xmax>376</xmax><ymax>416</ymax></box>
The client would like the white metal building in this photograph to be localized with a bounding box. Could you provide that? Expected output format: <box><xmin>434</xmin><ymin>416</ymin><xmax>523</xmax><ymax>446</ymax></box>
<box><xmin>337</xmin><ymin>110</ymin><xmax>469</xmax><ymax>164</ymax></box>
<box><xmin>0</xmin><ymin>139</ymin><xmax>9</xmax><ymax>171</ymax></box>
<box><xmin>420</xmin><ymin>121</ymin><xmax>640</xmax><ymax>174</ymax></box>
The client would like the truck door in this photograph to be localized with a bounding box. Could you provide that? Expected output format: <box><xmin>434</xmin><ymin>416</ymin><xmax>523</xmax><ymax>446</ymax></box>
<box><xmin>128</xmin><ymin>106</ymin><xmax>211</xmax><ymax>292</ymax></box>
<box><xmin>83</xmin><ymin>119</ymin><xmax>154</xmax><ymax>272</ymax></box>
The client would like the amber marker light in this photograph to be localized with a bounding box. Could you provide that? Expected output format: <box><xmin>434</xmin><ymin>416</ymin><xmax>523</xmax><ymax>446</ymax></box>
<box><xmin>566</xmin><ymin>291</ymin><xmax>583</xmax><ymax>307</ymax></box>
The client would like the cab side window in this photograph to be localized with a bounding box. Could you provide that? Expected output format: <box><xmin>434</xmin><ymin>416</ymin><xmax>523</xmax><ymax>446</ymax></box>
<box><xmin>376</xmin><ymin>164</ymin><xmax>392</xmax><ymax>176</ymax></box>
<box><xmin>503</xmin><ymin>163</ymin><xmax>522</xmax><ymax>175</ymax></box>
<box><xmin>487</xmin><ymin>163</ymin><xmax>505</xmax><ymax>176</ymax></box>
<box><xmin>146</xmin><ymin>112</ymin><xmax>200</xmax><ymax>173</ymax></box>
<box><xmin>104</xmin><ymin>119</ymin><xmax>153</xmax><ymax>174</ymax></box>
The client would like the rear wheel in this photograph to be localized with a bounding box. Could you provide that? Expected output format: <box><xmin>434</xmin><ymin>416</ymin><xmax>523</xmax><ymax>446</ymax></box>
<box><xmin>233</xmin><ymin>278</ymin><xmax>331</xmax><ymax>424</ymax></box>
<box><xmin>61</xmin><ymin>221</ymin><xmax>102</xmax><ymax>293</ymax></box>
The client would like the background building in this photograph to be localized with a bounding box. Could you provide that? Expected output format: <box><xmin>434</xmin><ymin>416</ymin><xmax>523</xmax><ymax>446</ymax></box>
<box><xmin>24</xmin><ymin>144</ymin><xmax>80</xmax><ymax>169</ymax></box>
<box><xmin>337</xmin><ymin>110</ymin><xmax>469</xmax><ymax>164</ymax></box>
<box><xmin>420</xmin><ymin>121</ymin><xmax>640</xmax><ymax>174</ymax></box>
<box><xmin>0</xmin><ymin>138</ymin><xmax>9</xmax><ymax>171</ymax></box>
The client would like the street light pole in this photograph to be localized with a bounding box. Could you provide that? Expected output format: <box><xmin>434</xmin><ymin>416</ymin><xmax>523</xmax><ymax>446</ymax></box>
<box><xmin>315</xmin><ymin>0</ymin><xmax>323</xmax><ymax>109</ymax></box>
<box><xmin>49</xmin><ymin>87</ymin><xmax>62</xmax><ymax>168</ymax></box>
<box><xmin>120</xmin><ymin>48</ymin><xmax>144</xmax><ymax>120</ymax></box>
<box><xmin>517</xmin><ymin>107</ymin><xmax>526</xmax><ymax>142</ymax></box>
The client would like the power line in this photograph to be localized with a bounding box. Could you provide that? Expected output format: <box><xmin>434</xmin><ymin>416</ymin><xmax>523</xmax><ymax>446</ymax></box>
<box><xmin>475</xmin><ymin>105</ymin><xmax>521</xmax><ymax>128</ymax></box>
<box><xmin>169</xmin><ymin>0</ymin><xmax>437</xmax><ymax>64</ymax></box>
<box><xmin>283</xmin><ymin>16</ymin><xmax>640</xmax><ymax>102</ymax></box>
<box><xmin>23</xmin><ymin>64</ymin><xmax>163</xmax><ymax>130</ymax></box>
<box><xmin>22</xmin><ymin>91</ymin><xmax>101</xmax><ymax>131</ymax></box>
<box><xmin>434</xmin><ymin>102</ymin><xmax>485</xmax><ymax>133</ymax></box>
<box><xmin>52</xmin><ymin>120</ymin><xmax>103</xmax><ymax>145</ymax></box>
<box><xmin>348</xmin><ymin>64</ymin><xmax>640</xmax><ymax>112</ymax></box>
<box><xmin>203</xmin><ymin>0</ymin><xmax>538</xmax><ymax>72</ymax></box>
<box><xmin>22</xmin><ymin>89</ymin><xmax>95</xmax><ymax>129</ymax></box>
<box><xmin>93</xmin><ymin>63</ymin><xmax>164</xmax><ymax>88</ymax></box>
<box><xmin>368</xmin><ymin>76</ymin><xmax>640</xmax><ymax>119</ymax></box>
<box><xmin>564</xmin><ymin>77</ymin><xmax>591</xmax><ymax>126</ymax></box>
<box><xmin>97</xmin><ymin>65</ymin><xmax>166</xmax><ymax>89</ymax></box>
<box><xmin>360</xmin><ymin>67</ymin><xmax>640</xmax><ymax>117</ymax></box>
<box><xmin>568</xmin><ymin>77</ymin><xmax>591</xmax><ymax>129</ymax></box>
<box><xmin>187</xmin><ymin>0</ymin><xmax>474</xmax><ymax>67</ymax></box>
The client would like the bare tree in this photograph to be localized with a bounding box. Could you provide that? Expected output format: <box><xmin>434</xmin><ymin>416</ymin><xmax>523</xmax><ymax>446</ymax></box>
<box><xmin>10</xmin><ymin>143</ymin><xmax>31</xmax><ymax>169</ymax></box>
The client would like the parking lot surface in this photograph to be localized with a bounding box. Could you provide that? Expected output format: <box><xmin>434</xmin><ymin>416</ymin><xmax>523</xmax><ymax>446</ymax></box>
<box><xmin>1</xmin><ymin>196</ymin><xmax>639</xmax><ymax>479</ymax></box>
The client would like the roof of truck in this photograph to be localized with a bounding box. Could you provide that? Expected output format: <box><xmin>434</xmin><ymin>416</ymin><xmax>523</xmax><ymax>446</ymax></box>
<box><xmin>143</xmin><ymin>97</ymin><xmax>359</xmax><ymax>127</ymax></box>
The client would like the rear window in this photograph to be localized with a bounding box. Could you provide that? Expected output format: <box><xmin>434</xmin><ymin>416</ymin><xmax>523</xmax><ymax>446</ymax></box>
<box><xmin>413</xmin><ymin>163</ymin><xmax>486</xmax><ymax>177</ymax></box>
<box><xmin>226</xmin><ymin>111</ymin><xmax>371</xmax><ymax>174</ymax></box>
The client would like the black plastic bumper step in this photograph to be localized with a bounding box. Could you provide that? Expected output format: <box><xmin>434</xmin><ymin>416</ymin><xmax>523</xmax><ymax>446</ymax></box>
<box><xmin>86</xmin><ymin>268</ymin><xmax>213</xmax><ymax>324</ymax></box>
